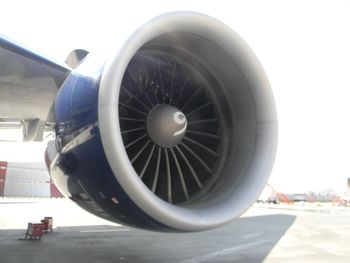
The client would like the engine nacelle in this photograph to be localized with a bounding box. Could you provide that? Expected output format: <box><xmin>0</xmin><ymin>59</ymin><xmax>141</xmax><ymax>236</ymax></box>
<box><xmin>47</xmin><ymin>12</ymin><xmax>277</xmax><ymax>232</ymax></box>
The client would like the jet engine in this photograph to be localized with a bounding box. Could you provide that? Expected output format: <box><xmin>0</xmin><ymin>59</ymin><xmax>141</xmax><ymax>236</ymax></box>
<box><xmin>47</xmin><ymin>12</ymin><xmax>277</xmax><ymax>232</ymax></box>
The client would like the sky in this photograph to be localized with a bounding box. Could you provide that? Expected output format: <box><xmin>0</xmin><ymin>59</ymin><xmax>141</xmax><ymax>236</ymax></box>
<box><xmin>0</xmin><ymin>0</ymin><xmax>349</xmax><ymax>193</ymax></box>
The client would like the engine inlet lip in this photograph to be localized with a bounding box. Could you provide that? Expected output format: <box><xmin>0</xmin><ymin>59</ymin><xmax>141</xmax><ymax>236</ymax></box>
<box><xmin>98</xmin><ymin>11</ymin><xmax>277</xmax><ymax>232</ymax></box>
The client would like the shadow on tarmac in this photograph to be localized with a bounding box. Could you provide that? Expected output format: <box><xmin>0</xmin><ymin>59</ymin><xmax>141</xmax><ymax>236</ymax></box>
<box><xmin>0</xmin><ymin>214</ymin><xmax>296</xmax><ymax>263</ymax></box>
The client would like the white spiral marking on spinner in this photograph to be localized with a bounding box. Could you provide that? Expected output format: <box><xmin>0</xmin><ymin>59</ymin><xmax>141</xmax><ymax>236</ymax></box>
<box><xmin>173</xmin><ymin>112</ymin><xmax>187</xmax><ymax>136</ymax></box>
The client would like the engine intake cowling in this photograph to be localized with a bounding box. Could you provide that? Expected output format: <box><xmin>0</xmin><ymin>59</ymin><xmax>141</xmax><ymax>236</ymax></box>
<box><xmin>50</xmin><ymin>12</ymin><xmax>277</xmax><ymax>232</ymax></box>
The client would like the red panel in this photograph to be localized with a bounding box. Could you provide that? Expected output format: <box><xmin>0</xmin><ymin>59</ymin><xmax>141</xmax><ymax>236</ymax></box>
<box><xmin>0</xmin><ymin>161</ymin><xmax>7</xmax><ymax>196</ymax></box>
<box><xmin>0</xmin><ymin>178</ymin><xmax>5</xmax><ymax>196</ymax></box>
<box><xmin>50</xmin><ymin>182</ymin><xmax>64</xmax><ymax>197</ymax></box>
<box><xmin>27</xmin><ymin>222</ymin><xmax>45</xmax><ymax>238</ymax></box>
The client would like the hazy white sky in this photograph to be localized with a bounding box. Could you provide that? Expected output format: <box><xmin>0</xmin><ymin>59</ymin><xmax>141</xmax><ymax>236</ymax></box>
<box><xmin>0</xmin><ymin>0</ymin><xmax>349</xmax><ymax>193</ymax></box>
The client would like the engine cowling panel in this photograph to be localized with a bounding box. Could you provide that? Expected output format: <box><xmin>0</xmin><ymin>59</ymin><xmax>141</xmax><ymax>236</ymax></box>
<box><xmin>48</xmin><ymin>12</ymin><xmax>277</xmax><ymax>232</ymax></box>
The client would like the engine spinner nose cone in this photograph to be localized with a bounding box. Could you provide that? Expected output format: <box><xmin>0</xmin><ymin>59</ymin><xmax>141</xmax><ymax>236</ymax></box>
<box><xmin>147</xmin><ymin>104</ymin><xmax>187</xmax><ymax>148</ymax></box>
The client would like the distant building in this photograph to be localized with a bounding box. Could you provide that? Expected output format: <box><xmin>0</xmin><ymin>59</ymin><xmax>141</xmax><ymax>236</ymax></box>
<box><xmin>0</xmin><ymin>161</ymin><xmax>63</xmax><ymax>197</ymax></box>
<box><xmin>287</xmin><ymin>194</ymin><xmax>307</xmax><ymax>202</ymax></box>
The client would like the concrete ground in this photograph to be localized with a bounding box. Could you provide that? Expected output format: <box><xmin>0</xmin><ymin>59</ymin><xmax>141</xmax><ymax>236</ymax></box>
<box><xmin>0</xmin><ymin>198</ymin><xmax>349</xmax><ymax>263</ymax></box>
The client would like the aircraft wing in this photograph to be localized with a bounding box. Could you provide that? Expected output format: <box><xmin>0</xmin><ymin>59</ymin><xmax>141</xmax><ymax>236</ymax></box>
<box><xmin>0</xmin><ymin>35</ymin><xmax>70</xmax><ymax>141</ymax></box>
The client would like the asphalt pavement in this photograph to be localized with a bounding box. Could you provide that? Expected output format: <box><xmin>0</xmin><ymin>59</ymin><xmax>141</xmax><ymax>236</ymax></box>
<box><xmin>0</xmin><ymin>199</ymin><xmax>349</xmax><ymax>263</ymax></box>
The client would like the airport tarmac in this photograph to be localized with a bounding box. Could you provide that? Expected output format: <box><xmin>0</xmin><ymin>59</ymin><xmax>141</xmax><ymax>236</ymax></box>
<box><xmin>0</xmin><ymin>198</ymin><xmax>349</xmax><ymax>263</ymax></box>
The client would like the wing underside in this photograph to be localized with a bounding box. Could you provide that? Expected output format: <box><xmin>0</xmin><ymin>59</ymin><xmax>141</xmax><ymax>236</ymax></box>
<box><xmin>0</xmin><ymin>36</ymin><xmax>70</xmax><ymax>141</ymax></box>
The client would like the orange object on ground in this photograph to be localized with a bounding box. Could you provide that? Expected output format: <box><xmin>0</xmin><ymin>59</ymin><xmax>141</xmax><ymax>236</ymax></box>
<box><xmin>41</xmin><ymin>217</ymin><xmax>53</xmax><ymax>232</ymax></box>
<box><xmin>25</xmin><ymin>222</ymin><xmax>45</xmax><ymax>240</ymax></box>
